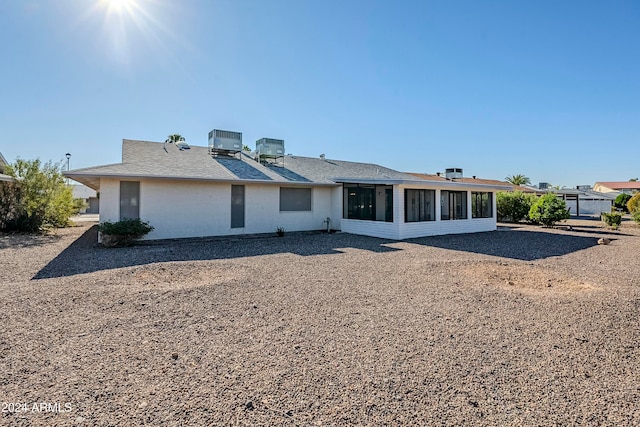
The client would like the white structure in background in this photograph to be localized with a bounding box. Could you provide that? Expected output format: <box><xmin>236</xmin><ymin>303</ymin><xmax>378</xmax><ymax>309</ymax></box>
<box><xmin>71</xmin><ymin>184</ymin><xmax>99</xmax><ymax>214</ymax></box>
<box><xmin>0</xmin><ymin>152</ymin><xmax>14</xmax><ymax>182</ymax></box>
<box><xmin>64</xmin><ymin>136</ymin><xmax>508</xmax><ymax>241</ymax></box>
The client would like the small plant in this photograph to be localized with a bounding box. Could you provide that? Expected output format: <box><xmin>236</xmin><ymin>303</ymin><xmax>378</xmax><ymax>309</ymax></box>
<box><xmin>601</xmin><ymin>212</ymin><xmax>622</xmax><ymax>230</ymax></box>
<box><xmin>528</xmin><ymin>193</ymin><xmax>570</xmax><ymax>227</ymax></box>
<box><xmin>632</xmin><ymin>210</ymin><xmax>640</xmax><ymax>225</ymax></box>
<box><xmin>276</xmin><ymin>226</ymin><xmax>285</xmax><ymax>237</ymax></box>
<box><xmin>99</xmin><ymin>218</ymin><xmax>154</xmax><ymax>247</ymax></box>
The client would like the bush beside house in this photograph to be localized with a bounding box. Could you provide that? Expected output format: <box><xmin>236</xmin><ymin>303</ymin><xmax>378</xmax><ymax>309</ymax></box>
<box><xmin>628</xmin><ymin>193</ymin><xmax>640</xmax><ymax>225</ymax></box>
<box><xmin>528</xmin><ymin>193</ymin><xmax>570</xmax><ymax>227</ymax></box>
<box><xmin>98</xmin><ymin>219</ymin><xmax>154</xmax><ymax>247</ymax></box>
<box><xmin>0</xmin><ymin>159</ymin><xmax>79</xmax><ymax>232</ymax></box>
<box><xmin>614</xmin><ymin>193</ymin><xmax>632</xmax><ymax>213</ymax></box>
<box><xmin>496</xmin><ymin>191</ymin><xmax>536</xmax><ymax>223</ymax></box>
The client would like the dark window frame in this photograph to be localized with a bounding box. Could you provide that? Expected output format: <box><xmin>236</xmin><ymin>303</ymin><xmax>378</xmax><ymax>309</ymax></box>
<box><xmin>343</xmin><ymin>184</ymin><xmax>393</xmax><ymax>222</ymax></box>
<box><xmin>441</xmin><ymin>190</ymin><xmax>468</xmax><ymax>220</ymax></box>
<box><xmin>119</xmin><ymin>181</ymin><xmax>140</xmax><ymax>220</ymax></box>
<box><xmin>471</xmin><ymin>192</ymin><xmax>493</xmax><ymax>218</ymax></box>
<box><xmin>231</xmin><ymin>185</ymin><xmax>245</xmax><ymax>228</ymax></box>
<box><xmin>279</xmin><ymin>187</ymin><xmax>312</xmax><ymax>212</ymax></box>
<box><xmin>404</xmin><ymin>189</ymin><xmax>436</xmax><ymax>222</ymax></box>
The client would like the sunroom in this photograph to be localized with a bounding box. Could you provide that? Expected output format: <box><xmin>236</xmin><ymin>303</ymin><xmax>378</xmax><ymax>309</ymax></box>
<box><xmin>336</xmin><ymin>178</ymin><xmax>510</xmax><ymax>240</ymax></box>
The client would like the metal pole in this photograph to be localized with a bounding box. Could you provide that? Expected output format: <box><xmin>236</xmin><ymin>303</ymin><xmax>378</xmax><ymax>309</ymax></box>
<box><xmin>65</xmin><ymin>153</ymin><xmax>71</xmax><ymax>185</ymax></box>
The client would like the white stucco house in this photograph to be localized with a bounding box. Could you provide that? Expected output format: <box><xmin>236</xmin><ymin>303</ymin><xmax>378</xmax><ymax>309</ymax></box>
<box><xmin>64</xmin><ymin>139</ymin><xmax>509</xmax><ymax>241</ymax></box>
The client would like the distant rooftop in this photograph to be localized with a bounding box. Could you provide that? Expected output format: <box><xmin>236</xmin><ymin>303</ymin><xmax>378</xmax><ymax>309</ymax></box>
<box><xmin>594</xmin><ymin>181</ymin><xmax>640</xmax><ymax>190</ymax></box>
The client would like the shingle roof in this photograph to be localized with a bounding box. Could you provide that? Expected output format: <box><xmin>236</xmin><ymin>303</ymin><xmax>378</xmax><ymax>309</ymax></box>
<box><xmin>65</xmin><ymin>139</ymin><xmax>419</xmax><ymax>190</ymax></box>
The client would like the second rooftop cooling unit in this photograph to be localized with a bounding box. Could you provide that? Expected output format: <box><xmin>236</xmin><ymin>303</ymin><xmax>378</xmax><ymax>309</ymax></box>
<box><xmin>445</xmin><ymin>168</ymin><xmax>463</xmax><ymax>180</ymax></box>
<box><xmin>256</xmin><ymin>138</ymin><xmax>285</xmax><ymax>165</ymax></box>
<box><xmin>208</xmin><ymin>129</ymin><xmax>243</xmax><ymax>157</ymax></box>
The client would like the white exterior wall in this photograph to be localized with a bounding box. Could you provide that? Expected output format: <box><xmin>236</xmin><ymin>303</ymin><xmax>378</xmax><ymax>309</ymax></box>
<box><xmin>339</xmin><ymin>184</ymin><xmax>498</xmax><ymax>240</ymax></box>
<box><xmin>329</xmin><ymin>187</ymin><xmax>343</xmax><ymax>231</ymax></box>
<box><xmin>99</xmin><ymin>178</ymin><xmax>334</xmax><ymax>240</ymax></box>
<box><xmin>99</xmin><ymin>178</ymin><xmax>120</xmax><ymax>223</ymax></box>
<box><xmin>98</xmin><ymin>177</ymin><xmax>499</xmax><ymax>241</ymax></box>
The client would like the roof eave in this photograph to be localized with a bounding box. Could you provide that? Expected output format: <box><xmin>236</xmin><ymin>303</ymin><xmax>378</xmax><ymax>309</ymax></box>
<box><xmin>333</xmin><ymin>177</ymin><xmax>512</xmax><ymax>190</ymax></box>
<box><xmin>63</xmin><ymin>171</ymin><xmax>338</xmax><ymax>188</ymax></box>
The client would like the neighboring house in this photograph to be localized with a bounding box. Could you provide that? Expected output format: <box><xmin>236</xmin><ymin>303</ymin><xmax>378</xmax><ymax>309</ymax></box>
<box><xmin>71</xmin><ymin>184</ymin><xmax>100</xmax><ymax>214</ymax></box>
<box><xmin>409</xmin><ymin>172</ymin><xmax>614</xmax><ymax>216</ymax></box>
<box><xmin>593</xmin><ymin>181</ymin><xmax>640</xmax><ymax>195</ymax></box>
<box><xmin>64</xmin><ymin>138</ymin><xmax>508</xmax><ymax>241</ymax></box>
<box><xmin>0</xmin><ymin>152</ymin><xmax>14</xmax><ymax>182</ymax></box>
<box><xmin>538</xmin><ymin>188</ymin><xmax>614</xmax><ymax>216</ymax></box>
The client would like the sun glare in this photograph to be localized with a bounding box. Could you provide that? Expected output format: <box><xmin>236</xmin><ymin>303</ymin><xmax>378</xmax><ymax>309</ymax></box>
<box><xmin>103</xmin><ymin>0</ymin><xmax>136</xmax><ymax>14</ymax></box>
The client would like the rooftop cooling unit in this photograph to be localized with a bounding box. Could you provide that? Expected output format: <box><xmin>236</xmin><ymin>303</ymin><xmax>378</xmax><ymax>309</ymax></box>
<box><xmin>445</xmin><ymin>168</ymin><xmax>463</xmax><ymax>179</ymax></box>
<box><xmin>208</xmin><ymin>129</ymin><xmax>243</xmax><ymax>156</ymax></box>
<box><xmin>256</xmin><ymin>138</ymin><xmax>285</xmax><ymax>164</ymax></box>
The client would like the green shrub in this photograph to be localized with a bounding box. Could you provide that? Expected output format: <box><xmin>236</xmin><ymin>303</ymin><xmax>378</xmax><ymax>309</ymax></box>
<box><xmin>276</xmin><ymin>226</ymin><xmax>285</xmax><ymax>237</ymax></box>
<box><xmin>614</xmin><ymin>193</ymin><xmax>632</xmax><ymax>213</ymax></box>
<box><xmin>98</xmin><ymin>218</ymin><xmax>154</xmax><ymax>247</ymax></box>
<box><xmin>627</xmin><ymin>193</ymin><xmax>640</xmax><ymax>215</ymax></box>
<box><xmin>601</xmin><ymin>212</ymin><xmax>622</xmax><ymax>229</ymax></box>
<box><xmin>496</xmin><ymin>191</ymin><xmax>537</xmax><ymax>223</ymax></box>
<box><xmin>528</xmin><ymin>193</ymin><xmax>570</xmax><ymax>227</ymax></box>
<box><xmin>632</xmin><ymin>210</ymin><xmax>640</xmax><ymax>225</ymax></box>
<box><xmin>1</xmin><ymin>159</ymin><xmax>76</xmax><ymax>232</ymax></box>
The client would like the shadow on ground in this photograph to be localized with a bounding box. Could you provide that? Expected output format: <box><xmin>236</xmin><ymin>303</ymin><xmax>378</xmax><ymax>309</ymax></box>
<box><xmin>34</xmin><ymin>225</ymin><xmax>602</xmax><ymax>279</ymax></box>
<box><xmin>0</xmin><ymin>232</ymin><xmax>63</xmax><ymax>249</ymax></box>
<box><xmin>406</xmin><ymin>229</ymin><xmax>599</xmax><ymax>261</ymax></box>
<box><xmin>33</xmin><ymin>226</ymin><xmax>402</xmax><ymax>279</ymax></box>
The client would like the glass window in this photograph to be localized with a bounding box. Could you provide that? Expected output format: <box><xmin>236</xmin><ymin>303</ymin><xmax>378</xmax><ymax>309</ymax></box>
<box><xmin>343</xmin><ymin>184</ymin><xmax>392</xmax><ymax>221</ymax></box>
<box><xmin>441</xmin><ymin>190</ymin><xmax>467</xmax><ymax>220</ymax></box>
<box><xmin>280</xmin><ymin>187</ymin><xmax>312</xmax><ymax>211</ymax></box>
<box><xmin>472</xmin><ymin>192</ymin><xmax>492</xmax><ymax>218</ymax></box>
<box><xmin>120</xmin><ymin>181</ymin><xmax>140</xmax><ymax>220</ymax></box>
<box><xmin>405</xmin><ymin>189</ymin><xmax>435</xmax><ymax>222</ymax></box>
<box><xmin>231</xmin><ymin>185</ymin><xmax>245</xmax><ymax>228</ymax></box>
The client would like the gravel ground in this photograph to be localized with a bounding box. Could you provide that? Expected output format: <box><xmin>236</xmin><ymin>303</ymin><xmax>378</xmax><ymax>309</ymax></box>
<box><xmin>1</xmin><ymin>217</ymin><xmax>639</xmax><ymax>426</ymax></box>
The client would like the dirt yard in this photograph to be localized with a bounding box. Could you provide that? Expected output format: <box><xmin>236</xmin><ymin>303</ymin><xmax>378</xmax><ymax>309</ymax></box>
<box><xmin>1</xmin><ymin>217</ymin><xmax>639</xmax><ymax>426</ymax></box>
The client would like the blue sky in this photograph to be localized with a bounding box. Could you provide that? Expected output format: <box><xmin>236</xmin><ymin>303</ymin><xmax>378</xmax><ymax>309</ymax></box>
<box><xmin>1</xmin><ymin>0</ymin><xmax>638</xmax><ymax>187</ymax></box>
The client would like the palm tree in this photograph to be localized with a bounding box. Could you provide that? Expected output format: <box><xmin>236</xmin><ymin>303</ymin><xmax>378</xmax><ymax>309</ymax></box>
<box><xmin>505</xmin><ymin>174</ymin><xmax>531</xmax><ymax>186</ymax></box>
<box><xmin>165</xmin><ymin>134</ymin><xmax>185</xmax><ymax>144</ymax></box>
<box><xmin>164</xmin><ymin>134</ymin><xmax>185</xmax><ymax>151</ymax></box>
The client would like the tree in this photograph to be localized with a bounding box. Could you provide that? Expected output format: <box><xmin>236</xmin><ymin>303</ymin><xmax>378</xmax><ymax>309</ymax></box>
<box><xmin>528</xmin><ymin>193</ymin><xmax>570</xmax><ymax>226</ymax></box>
<box><xmin>242</xmin><ymin>145</ymin><xmax>251</xmax><ymax>152</ymax></box>
<box><xmin>627</xmin><ymin>193</ymin><xmax>640</xmax><ymax>216</ymax></box>
<box><xmin>2</xmin><ymin>159</ymin><xmax>77</xmax><ymax>232</ymax></box>
<box><xmin>0</xmin><ymin>180</ymin><xmax>24</xmax><ymax>230</ymax></box>
<box><xmin>496</xmin><ymin>191</ymin><xmax>537</xmax><ymax>223</ymax></box>
<box><xmin>614</xmin><ymin>193</ymin><xmax>632</xmax><ymax>213</ymax></box>
<box><xmin>629</xmin><ymin>178</ymin><xmax>638</xmax><ymax>182</ymax></box>
<box><xmin>165</xmin><ymin>134</ymin><xmax>185</xmax><ymax>144</ymax></box>
<box><xmin>505</xmin><ymin>174</ymin><xmax>531</xmax><ymax>186</ymax></box>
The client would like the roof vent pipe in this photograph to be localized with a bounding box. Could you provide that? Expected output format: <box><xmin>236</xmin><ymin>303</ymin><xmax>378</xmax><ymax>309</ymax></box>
<box><xmin>320</xmin><ymin>154</ymin><xmax>325</xmax><ymax>160</ymax></box>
